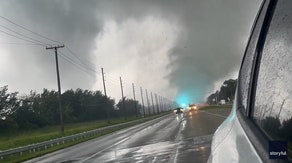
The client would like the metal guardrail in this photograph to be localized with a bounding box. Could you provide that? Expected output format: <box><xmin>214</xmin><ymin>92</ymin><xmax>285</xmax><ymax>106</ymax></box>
<box><xmin>0</xmin><ymin>115</ymin><xmax>168</xmax><ymax>160</ymax></box>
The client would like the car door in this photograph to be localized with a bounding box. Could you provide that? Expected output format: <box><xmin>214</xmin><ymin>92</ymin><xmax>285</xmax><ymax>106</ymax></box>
<box><xmin>237</xmin><ymin>0</ymin><xmax>292</xmax><ymax>162</ymax></box>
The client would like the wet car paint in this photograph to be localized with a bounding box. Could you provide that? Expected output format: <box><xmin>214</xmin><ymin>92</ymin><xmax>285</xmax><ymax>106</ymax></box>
<box><xmin>208</xmin><ymin>96</ymin><xmax>262</xmax><ymax>163</ymax></box>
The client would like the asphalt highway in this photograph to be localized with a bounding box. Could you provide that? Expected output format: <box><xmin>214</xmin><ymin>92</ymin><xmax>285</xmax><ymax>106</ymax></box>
<box><xmin>25</xmin><ymin>107</ymin><xmax>231</xmax><ymax>163</ymax></box>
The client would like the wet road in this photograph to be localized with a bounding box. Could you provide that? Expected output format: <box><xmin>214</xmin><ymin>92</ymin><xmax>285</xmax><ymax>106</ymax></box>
<box><xmin>25</xmin><ymin>108</ymin><xmax>231</xmax><ymax>163</ymax></box>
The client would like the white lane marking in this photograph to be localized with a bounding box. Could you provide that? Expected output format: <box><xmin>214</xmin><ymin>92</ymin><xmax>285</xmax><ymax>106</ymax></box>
<box><xmin>201</xmin><ymin>111</ymin><xmax>227</xmax><ymax>118</ymax></box>
<box><xmin>171</xmin><ymin>117</ymin><xmax>184</xmax><ymax>163</ymax></box>
<box><xmin>79</xmin><ymin>137</ymin><xmax>129</xmax><ymax>163</ymax></box>
<box><xmin>152</xmin><ymin>156</ymin><xmax>157</xmax><ymax>163</ymax></box>
<box><xmin>173</xmin><ymin>142</ymin><xmax>180</xmax><ymax>163</ymax></box>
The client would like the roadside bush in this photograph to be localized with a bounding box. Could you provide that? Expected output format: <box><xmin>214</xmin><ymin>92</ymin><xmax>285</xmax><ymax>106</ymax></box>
<box><xmin>0</xmin><ymin>117</ymin><xmax>18</xmax><ymax>133</ymax></box>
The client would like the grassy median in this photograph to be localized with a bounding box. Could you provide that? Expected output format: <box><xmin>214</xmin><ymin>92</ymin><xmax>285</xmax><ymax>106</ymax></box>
<box><xmin>199</xmin><ymin>104</ymin><xmax>232</xmax><ymax>110</ymax></box>
<box><xmin>0</xmin><ymin>117</ymin><xmax>135</xmax><ymax>151</ymax></box>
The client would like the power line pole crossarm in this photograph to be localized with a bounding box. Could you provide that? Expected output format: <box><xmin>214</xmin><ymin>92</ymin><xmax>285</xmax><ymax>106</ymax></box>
<box><xmin>46</xmin><ymin>44</ymin><xmax>65</xmax><ymax>133</ymax></box>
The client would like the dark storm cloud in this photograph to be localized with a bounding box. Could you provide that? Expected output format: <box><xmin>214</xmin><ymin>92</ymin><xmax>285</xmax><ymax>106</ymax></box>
<box><xmin>0</xmin><ymin>0</ymin><xmax>261</xmax><ymax>102</ymax></box>
<box><xmin>0</xmin><ymin>0</ymin><xmax>103</xmax><ymax>91</ymax></box>
<box><xmin>97</xmin><ymin>0</ymin><xmax>261</xmax><ymax>102</ymax></box>
<box><xmin>165</xmin><ymin>0</ymin><xmax>261</xmax><ymax>102</ymax></box>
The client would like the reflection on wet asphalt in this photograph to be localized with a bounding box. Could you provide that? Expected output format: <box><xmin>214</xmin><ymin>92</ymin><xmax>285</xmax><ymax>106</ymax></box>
<box><xmin>25</xmin><ymin>108</ymin><xmax>231</xmax><ymax>163</ymax></box>
<box><xmin>86</xmin><ymin>134</ymin><xmax>213</xmax><ymax>163</ymax></box>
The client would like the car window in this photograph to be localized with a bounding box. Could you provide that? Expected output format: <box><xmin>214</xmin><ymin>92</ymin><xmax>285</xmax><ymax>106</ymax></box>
<box><xmin>238</xmin><ymin>0</ymin><xmax>269</xmax><ymax>112</ymax></box>
<box><xmin>252</xmin><ymin>0</ymin><xmax>292</xmax><ymax>153</ymax></box>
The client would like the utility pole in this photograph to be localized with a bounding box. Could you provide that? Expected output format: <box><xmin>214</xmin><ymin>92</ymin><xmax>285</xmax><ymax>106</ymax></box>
<box><xmin>150</xmin><ymin>92</ymin><xmax>155</xmax><ymax>114</ymax></box>
<box><xmin>101</xmin><ymin>68</ymin><xmax>110</xmax><ymax>122</ymax></box>
<box><xmin>132</xmin><ymin>83</ymin><xmax>138</xmax><ymax>117</ymax></box>
<box><xmin>120</xmin><ymin>77</ymin><xmax>126</xmax><ymax>120</ymax></box>
<box><xmin>158</xmin><ymin>96</ymin><xmax>161</xmax><ymax>112</ymax></box>
<box><xmin>155</xmin><ymin>93</ymin><xmax>159</xmax><ymax>113</ymax></box>
<box><xmin>145</xmin><ymin>89</ymin><xmax>150</xmax><ymax>115</ymax></box>
<box><xmin>140</xmin><ymin>87</ymin><xmax>145</xmax><ymax>117</ymax></box>
<box><xmin>164</xmin><ymin>97</ymin><xmax>167</xmax><ymax>111</ymax></box>
<box><xmin>163</xmin><ymin>97</ymin><xmax>166</xmax><ymax>111</ymax></box>
<box><xmin>161</xmin><ymin>96</ymin><xmax>164</xmax><ymax>111</ymax></box>
<box><xmin>46</xmin><ymin>44</ymin><xmax>65</xmax><ymax>133</ymax></box>
<box><xmin>167</xmin><ymin>98</ymin><xmax>169</xmax><ymax>110</ymax></box>
<box><xmin>165</xmin><ymin>98</ymin><xmax>167</xmax><ymax>110</ymax></box>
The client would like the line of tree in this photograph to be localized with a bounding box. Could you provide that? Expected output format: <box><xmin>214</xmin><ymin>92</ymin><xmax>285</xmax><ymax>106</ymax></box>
<box><xmin>0</xmin><ymin>85</ymin><xmax>143</xmax><ymax>132</ymax></box>
<box><xmin>206</xmin><ymin>79</ymin><xmax>237</xmax><ymax>105</ymax></box>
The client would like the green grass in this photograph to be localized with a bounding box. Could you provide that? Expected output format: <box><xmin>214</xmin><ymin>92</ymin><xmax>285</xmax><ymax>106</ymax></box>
<box><xmin>1</xmin><ymin>128</ymin><xmax>119</xmax><ymax>163</ymax></box>
<box><xmin>199</xmin><ymin>104</ymin><xmax>232</xmax><ymax>110</ymax></box>
<box><xmin>0</xmin><ymin>112</ymin><xmax>170</xmax><ymax>163</ymax></box>
<box><xmin>0</xmin><ymin>114</ymin><xmax>165</xmax><ymax>151</ymax></box>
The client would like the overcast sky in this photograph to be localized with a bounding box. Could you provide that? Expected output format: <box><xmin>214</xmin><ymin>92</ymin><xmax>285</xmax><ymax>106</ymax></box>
<box><xmin>0</xmin><ymin>0</ymin><xmax>261</xmax><ymax>105</ymax></box>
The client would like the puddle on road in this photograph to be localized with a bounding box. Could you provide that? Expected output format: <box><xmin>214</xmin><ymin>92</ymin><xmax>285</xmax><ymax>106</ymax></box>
<box><xmin>91</xmin><ymin>141</ymin><xmax>176</xmax><ymax>163</ymax></box>
<box><xmin>86</xmin><ymin>134</ymin><xmax>213</xmax><ymax>163</ymax></box>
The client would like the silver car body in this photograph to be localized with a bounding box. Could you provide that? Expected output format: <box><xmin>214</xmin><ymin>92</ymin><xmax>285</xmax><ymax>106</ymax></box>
<box><xmin>208</xmin><ymin>94</ymin><xmax>262</xmax><ymax>163</ymax></box>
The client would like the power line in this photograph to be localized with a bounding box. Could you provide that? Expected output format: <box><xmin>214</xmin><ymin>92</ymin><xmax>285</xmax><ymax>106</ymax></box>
<box><xmin>65</xmin><ymin>47</ymin><xmax>96</xmax><ymax>70</ymax></box>
<box><xmin>0</xmin><ymin>15</ymin><xmax>168</xmax><ymax>106</ymax></box>
<box><xmin>60</xmin><ymin>50</ymin><xmax>99</xmax><ymax>73</ymax></box>
<box><xmin>0</xmin><ymin>15</ymin><xmax>103</xmax><ymax>78</ymax></box>
<box><xmin>60</xmin><ymin>50</ymin><xmax>99</xmax><ymax>75</ymax></box>
<box><xmin>0</xmin><ymin>42</ymin><xmax>41</xmax><ymax>46</ymax></box>
<box><xmin>0</xmin><ymin>16</ymin><xmax>98</xmax><ymax>86</ymax></box>
<box><xmin>59</xmin><ymin>54</ymin><xmax>93</xmax><ymax>77</ymax></box>
<box><xmin>0</xmin><ymin>29</ymin><xmax>44</xmax><ymax>46</ymax></box>
<box><xmin>0</xmin><ymin>15</ymin><xmax>63</xmax><ymax>45</ymax></box>
<box><xmin>0</xmin><ymin>15</ymin><xmax>100</xmax><ymax>74</ymax></box>
<box><xmin>59</xmin><ymin>52</ymin><xmax>98</xmax><ymax>78</ymax></box>
<box><xmin>0</xmin><ymin>24</ymin><xmax>49</xmax><ymax>46</ymax></box>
